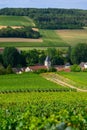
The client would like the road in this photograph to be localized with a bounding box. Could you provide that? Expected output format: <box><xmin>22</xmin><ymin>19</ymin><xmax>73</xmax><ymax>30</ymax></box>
<box><xmin>42</xmin><ymin>73</ymin><xmax>87</xmax><ymax>92</ymax></box>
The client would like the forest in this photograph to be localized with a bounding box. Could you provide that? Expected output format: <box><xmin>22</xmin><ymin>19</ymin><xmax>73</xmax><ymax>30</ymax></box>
<box><xmin>0</xmin><ymin>8</ymin><xmax>87</xmax><ymax>29</ymax></box>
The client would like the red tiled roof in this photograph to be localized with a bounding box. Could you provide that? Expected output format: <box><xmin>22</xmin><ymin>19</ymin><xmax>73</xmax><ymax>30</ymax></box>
<box><xmin>29</xmin><ymin>65</ymin><xmax>47</xmax><ymax>71</ymax></box>
<box><xmin>0</xmin><ymin>48</ymin><xmax>4</xmax><ymax>53</ymax></box>
<box><xmin>55</xmin><ymin>65</ymin><xmax>71</xmax><ymax>72</ymax></box>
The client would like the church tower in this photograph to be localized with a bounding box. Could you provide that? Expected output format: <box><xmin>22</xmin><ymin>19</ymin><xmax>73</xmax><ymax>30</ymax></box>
<box><xmin>44</xmin><ymin>56</ymin><xmax>51</xmax><ymax>68</ymax></box>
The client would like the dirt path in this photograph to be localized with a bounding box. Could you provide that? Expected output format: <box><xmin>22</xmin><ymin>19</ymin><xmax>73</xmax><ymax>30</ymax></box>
<box><xmin>42</xmin><ymin>73</ymin><xmax>87</xmax><ymax>92</ymax></box>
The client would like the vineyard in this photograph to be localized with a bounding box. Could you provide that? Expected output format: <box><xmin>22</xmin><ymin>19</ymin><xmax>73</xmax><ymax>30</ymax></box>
<box><xmin>0</xmin><ymin>9</ymin><xmax>87</xmax><ymax>130</ymax></box>
<box><xmin>0</xmin><ymin>72</ymin><xmax>87</xmax><ymax>129</ymax></box>
<box><xmin>0</xmin><ymin>73</ymin><xmax>73</xmax><ymax>93</ymax></box>
<box><xmin>0</xmin><ymin>92</ymin><xmax>87</xmax><ymax>130</ymax></box>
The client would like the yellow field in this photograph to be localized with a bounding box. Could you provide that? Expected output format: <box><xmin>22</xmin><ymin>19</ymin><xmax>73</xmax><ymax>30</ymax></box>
<box><xmin>0</xmin><ymin>38</ymin><xmax>43</xmax><ymax>42</ymax></box>
<box><xmin>57</xmin><ymin>29</ymin><xmax>87</xmax><ymax>46</ymax></box>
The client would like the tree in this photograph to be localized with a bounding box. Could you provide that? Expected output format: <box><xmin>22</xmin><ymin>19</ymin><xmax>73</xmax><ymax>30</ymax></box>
<box><xmin>39</xmin><ymin>51</ymin><xmax>46</xmax><ymax>65</ymax></box>
<box><xmin>71</xmin><ymin>43</ymin><xmax>87</xmax><ymax>64</ymax></box>
<box><xmin>3</xmin><ymin>47</ymin><xmax>21</xmax><ymax>67</ymax></box>
<box><xmin>46</xmin><ymin>48</ymin><xmax>64</xmax><ymax>65</ymax></box>
<box><xmin>52</xmin><ymin>55</ymin><xmax>64</xmax><ymax>65</ymax></box>
<box><xmin>46</xmin><ymin>48</ymin><xmax>56</xmax><ymax>59</ymax></box>
<box><xmin>26</xmin><ymin>49</ymin><xmax>39</xmax><ymax>65</ymax></box>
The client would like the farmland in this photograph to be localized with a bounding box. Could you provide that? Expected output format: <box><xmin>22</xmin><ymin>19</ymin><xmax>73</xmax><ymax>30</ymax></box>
<box><xmin>0</xmin><ymin>15</ymin><xmax>87</xmax><ymax>49</ymax></box>
<box><xmin>0</xmin><ymin>38</ymin><xmax>42</xmax><ymax>43</ymax></box>
<box><xmin>0</xmin><ymin>72</ymin><xmax>87</xmax><ymax>129</ymax></box>
<box><xmin>0</xmin><ymin>73</ymin><xmax>72</xmax><ymax>92</ymax></box>
<box><xmin>1</xmin><ymin>29</ymin><xmax>87</xmax><ymax>49</ymax></box>
<box><xmin>0</xmin><ymin>92</ymin><xmax>87</xmax><ymax>129</ymax></box>
<box><xmin>0</xmin><ymin>29</ymin><xmax>69</xmax><ymax>48</ymax></box>
<box><xmin>0</xmin><ymin>15</ymin><xmax>35</xmax><ymax>26</ymax></box>
<box><xmin>57</xmin><ymin>29</ymin><xmax>87</xmax><ymax>46</ymax></box>
<box><xmin>58</xmin><ymin>72</ymin><xmax>87</xmax><ymax>90</ymax></box>
<box><xmin>0</xmin><ymin>10</ymin><xmax>87</xmax><ymax>130</ymax></box>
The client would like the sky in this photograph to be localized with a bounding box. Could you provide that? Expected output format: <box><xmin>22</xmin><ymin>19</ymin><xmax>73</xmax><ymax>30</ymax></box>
<box><xmin>0</xmin><ymin>0</ymin><xmax>87</xmax><ymax>10</ymax></box>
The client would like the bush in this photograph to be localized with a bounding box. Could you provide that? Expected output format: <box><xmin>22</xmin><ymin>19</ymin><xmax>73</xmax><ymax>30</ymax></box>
<box><xmin>0</xmin><ymin>64</ymin><xmax>6</xmax><ymax>75</ymax></box>
<box><xmin>48</xmin><ymin>67</ymin><xmax>57</xmax><ymax>72</ymax></box>
<box><xmin>34</xmin><ymin>68</ymin><xmax>47</xmax><ymax>74</ymax></box>
<box><xmin>83</xmin><ymin>68</ymin><xmax>87</xmax><ymax>72</ymax></box>
<box><xmin>6</xmin><ymin>64</ymin><xmax>13</xmax><ymax>74</ymax></box>
<box><xmin>70</xmin><ymin>64</ymin><xmax>81</xmax><ymax>72</ymax></box>
<box><xmin>0</xmin><ymin>64</ymin><xmax>13</xmax><ymax>75</ymax></box>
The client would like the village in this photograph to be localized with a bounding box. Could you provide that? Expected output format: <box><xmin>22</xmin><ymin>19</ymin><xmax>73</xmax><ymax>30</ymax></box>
<box><xmin>12</xmin><ymin>57</ymin><xmax>87</xmax><ymax>74</ymax></box>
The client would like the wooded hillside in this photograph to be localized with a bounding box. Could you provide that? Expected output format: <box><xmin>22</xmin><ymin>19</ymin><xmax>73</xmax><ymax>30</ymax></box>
<box><xmin>0</xmin><ymin>8</ymin><xmax>87</xmax><ymax>29</ymax></box>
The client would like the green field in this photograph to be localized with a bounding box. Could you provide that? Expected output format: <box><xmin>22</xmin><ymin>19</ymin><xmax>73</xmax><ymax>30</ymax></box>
<box><xmin>0</xmin><ymin>15</ymin><xmax>87</xmax><ymax>49</ymax></box>
<box><xmin>0</xmin><ymin>72</ymin><xmax>87</xmax><ymax>129</ymax></box>
<box><xmin>0</xmin><ymin>15</ymin><xmax>35</xmax><ymax>26</ymax></box>
<box><xmin>0</xmin><ymin>29</ymin><xmax>69</xmax><ymax>48</ymax></box>
<box><xmin>0</xmin><ymin>73</ymin><xmax>72</xmax><ymax>92</ymax></box>
<box><xmin>40</xmin><ymin>30</ymin><xmax>68</xmax><ymax>47</ymax></box>
<box><xmin>58</xmin><ymin>72</ymin><xmax>87</xmax><ymax>89</ymax></box>
<box><xmin>0</xmin><ymin>16</ymin><xmax>87</xmax><ymax>130</ymax></box>
<box><xmin>1</xmin><ymin>29</ymin><xmax>87</xmax><ymax>49</ymax></box>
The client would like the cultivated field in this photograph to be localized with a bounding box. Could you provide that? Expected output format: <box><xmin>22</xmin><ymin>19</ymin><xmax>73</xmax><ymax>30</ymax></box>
<box><xmin>0</xmin><ymin>72</ymin><xmax>87</xmax><ymax>129</ymax></box>
<box><xmin>0</xmin><ymin>92</ymin><xmax>87</xmax><ymax>129</ymax></box>
<box><xmin>58</xmin><ymin>72</ymin><xmax>87</xmax><ymax>90</ymax></box>
<box><xmin>0</xmin><ymin>38</ymin><xmax>43</xmax><ymax>42</ymax></box>
<box><xmin>1</xmin><ymin>29</ymin><xmax>87</xmax><ymax>49</ymax></box>
<box><xmin>0</xmin><ymin>15</ymin><xmax>35</xmax><ymax>26</ymax></box>
<box><xmin>0</xmin><ymin>16</ymin><xmax>87</xmax><ymax>49</ymax></box>
<box><xmin>0</xmin><ymin>29</ymin><xmax>69</xmax><ymax>48</ymax></box>
<box><xmin>57</xmin><ymin>29</ymin><xmax>87</xmax><ymax>46</ymax></box>
<box><xmin>0</xmin><ymin>73</ymin><xmax>71</xmax><ymax>92</ymax></box>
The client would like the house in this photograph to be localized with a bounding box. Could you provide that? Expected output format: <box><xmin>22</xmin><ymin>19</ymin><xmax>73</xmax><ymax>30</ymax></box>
<box><xmin>84</xmin><ymin>63</ymin><xmax>87</xmax><ymax>69</ymax></box>
<box><xmin>44</xmin><ymin>56</ymin><xmax>51</xmax><ymax>68</ymax></box>
<box><xmin>79</xmin><ymin>62</ymin><xmax>87</xmax><ymax>69</ymax></box>
<box><xmin>65</xmin><ymin>63</ymin><xmax>71</xmax><ymax>69</ymax></box>
<box><xmin>0</xmin><ymin>48</ymin><xmax>4</xmax><ymax>53</ymax></box>
<box><xmin>55</xmin><ymin>65</ymin><xmax>64</xmax><ymax>71</ymax></box>
<box><xmin>25</xmin><ymin>67</ymin><xmax>32</xmax><ymax>72</ymax></box>
<box><xmin>55</xmin><ymin>65</ymin><xmax>70</xmax><ymax>72</ymax></box>
<box><xmin>29</xmin><ymin>65</ymin><xmax>47</xmax><ymax>71</ymax></box>
<box><xmin>12</xmin><ymin>68</ymin><xmax>22</xmax><ymax>74</ymax></box>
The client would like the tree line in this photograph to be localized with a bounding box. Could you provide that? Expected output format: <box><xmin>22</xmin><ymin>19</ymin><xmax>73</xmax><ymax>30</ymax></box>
<box><xmin>0</xmin><ymin>8</ymin><xmax>87</xmax><ymax>29</ymax></box>
<box><xmin>0</xmin><ymin>47</ymin><xmax>65</xmax><ymax>68</ymax></box>
<box><xmin>0</xmin><ymin>26</ymin><xmax>40</xmax><ymax>38</ymax></box>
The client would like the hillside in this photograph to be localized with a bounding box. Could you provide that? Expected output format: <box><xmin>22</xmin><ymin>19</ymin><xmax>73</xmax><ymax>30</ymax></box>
<box><xmin>0</xmin><ymin>15</ymin><xmax>35</xmax><ymax>26</ymax></box>
<box><xmin>0</xmin><ymin>8</ymin><xmax>87</xmax><ymax>29</ymax></box>
<box><xmin>0</xmin><ymin>72</ymin><xmax>87</xmax><ymax>129</ymax></box>
<box><xmin>0</xmin><ymin>9</ymin><xmax>87</xmax><ymax>49</ymax></box>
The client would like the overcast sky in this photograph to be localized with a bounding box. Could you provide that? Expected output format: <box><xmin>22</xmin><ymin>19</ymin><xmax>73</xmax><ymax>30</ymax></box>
<box><xmin>0</xmin><ymin>0</ymin><xmax>87</xmax><ymax>9</ymax></box>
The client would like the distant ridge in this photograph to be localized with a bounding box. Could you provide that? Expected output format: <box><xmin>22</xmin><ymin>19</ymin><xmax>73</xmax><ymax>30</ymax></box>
<box><xmin>0</xmin><ymin>8</ymin><xmax>87</xmax><ymax>29</ymax></box>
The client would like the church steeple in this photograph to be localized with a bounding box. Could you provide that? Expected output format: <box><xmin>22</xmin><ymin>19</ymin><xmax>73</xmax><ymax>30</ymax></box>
<box><xmin>44</xmin><ymin>56</ymin><xmax>51</xmax><ymax>68</ymax></box>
